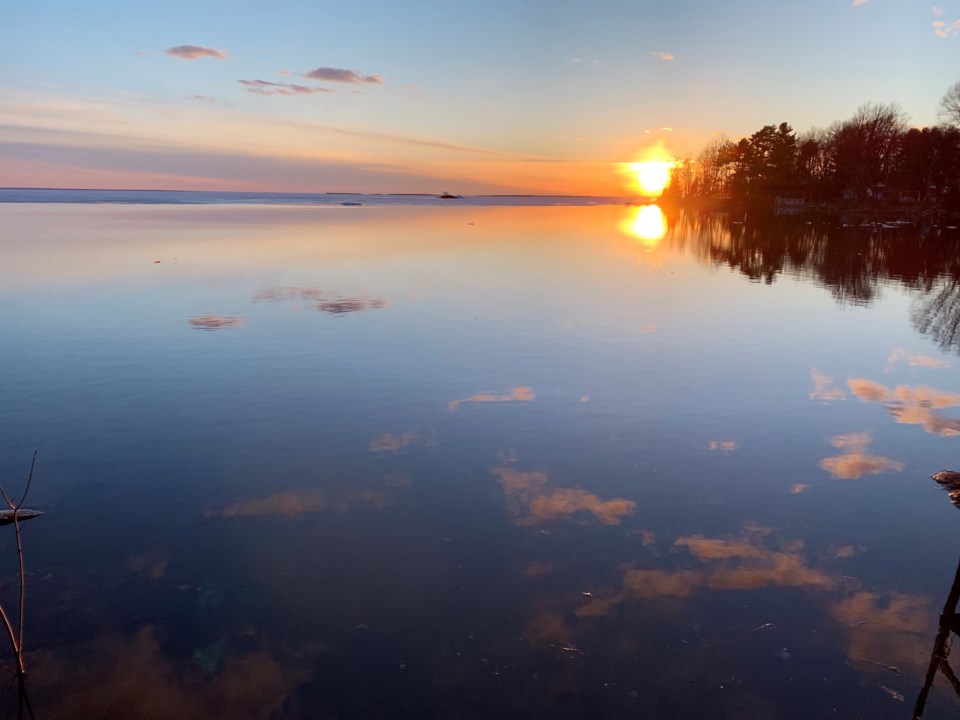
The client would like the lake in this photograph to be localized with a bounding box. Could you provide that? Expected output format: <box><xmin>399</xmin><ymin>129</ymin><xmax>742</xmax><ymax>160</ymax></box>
<box><xmin>2</xmin><ymin>197</ymin><xmax>960</xmax><ymax>718</ymax></box>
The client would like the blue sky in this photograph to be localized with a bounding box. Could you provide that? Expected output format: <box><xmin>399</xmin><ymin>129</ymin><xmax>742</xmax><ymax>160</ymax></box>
<box><xmin>1</xmin><ymin>0</ymin><xmax>958</xmax><ymax>193</ymax></box>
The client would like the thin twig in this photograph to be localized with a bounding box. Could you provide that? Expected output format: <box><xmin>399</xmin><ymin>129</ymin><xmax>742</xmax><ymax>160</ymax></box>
<box><xmin>18</xmin><ymin>452</ymin><xmax>36</xmax><ymax>509</ymax></box>
<box><xmin>15</xmin><ymin>512</ymin><xmax>26</xmax><ymax>656</ymax></box>
<box><xmin>0</xmin><ymin>452</ymin><xmax>40</xmax><ymax>720</ymax></box>
<box><xmin>0</xmin><ymin>484</ymin><xmax>14</xmax><ymax>511</ymax></box>
<box><xmin>13</xmin><ymin>453</ymin><xmax>35</xmax><ymax>656</ymax></box>
<box><xmin>0</xmin><ymin>603</ymin><xmax>22</xmax><ymax>677</ymax></box>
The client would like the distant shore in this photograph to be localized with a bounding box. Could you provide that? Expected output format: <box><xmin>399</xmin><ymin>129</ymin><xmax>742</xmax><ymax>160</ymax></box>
<box><xmin>0</xmin><ymin>187</ymin><xmax>639</xmax><ymax>207</ymax></box>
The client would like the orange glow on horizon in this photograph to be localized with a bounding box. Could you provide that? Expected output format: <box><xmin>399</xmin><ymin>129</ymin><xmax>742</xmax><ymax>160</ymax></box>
<box><xmin>621</xmin><ymin>204</ymin><xmax>667</xmax><ymax>249</ymax></box>
<box><xmin>620</xmin><ymin>142</ymin><xmax>676</xmax><ymax>196</ymax></box>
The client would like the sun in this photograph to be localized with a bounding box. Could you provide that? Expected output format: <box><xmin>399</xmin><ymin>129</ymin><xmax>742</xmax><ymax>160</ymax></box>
<box><xmin>620</xmin><ymin>142</ymin><xmax>676</xmax><ymax>197</ymax></box>
<box><xmin>627</xmin><ymin>160</ymin><xmax>673</xmax><ymax>196</ymax></box>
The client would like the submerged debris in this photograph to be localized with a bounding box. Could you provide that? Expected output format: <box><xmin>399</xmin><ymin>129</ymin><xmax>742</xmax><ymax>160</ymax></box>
<box><xmin>0</xmin><ymin>509</ymin><xmax>43</xmax><ymax>527</ymax></box>
<box><xmin>879</xmin><ymin>684</ymin><xmax>905</xmax><ymax>702</ymax></box>
<box><xmin>855</xmin><ymin>657</ymin><xmax>901</xmax><ymax>675</ymax></box>
<box><xmin>931</xmin><ymin>470</ymin><xmax>960</xmax><ymax>508</ymax></box>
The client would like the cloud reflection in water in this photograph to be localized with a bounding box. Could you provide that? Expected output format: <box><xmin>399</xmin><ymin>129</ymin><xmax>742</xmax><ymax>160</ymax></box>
<box><xmin>810</xmin><ymin>370</ymin><xmax>846</xmax><ymax>401</ymax></box>
<box><xmin>448</xmin><ymin>386</ymin><xmax>534</xmax><ymax>412</ymax></box>
<box><xmin>492</xmin><ymin>467</ymin><xmax>635</xmax><ymax>526</ymax></box>
<box><xmin>819</xmin><ymin>432</ymin><xmax>904</xmax><ymax>480</ymax></box>
<box><xmin>848</xmin><ymin>379</ymin><xmax>960</xmax><ymax>436</ymax></box>
<box><xmin>188</xmin><ymin>315</ymin><xmax>245</xmax><ymax>331</ymax></box>
<box><xmin>369</xmin><ymin>432</ymin><xmax>420</xmax><ymax>453</ymax></box>
<box><xmin>30</xmin><ymin>626</ymin><xmax>309</xmax><ymax>720</ymax></box>
<box><xmin>577</xmin><ymin>527</ymin><xmax>835</xmax><ymax>617</ymax></box>
<box><xmin>254</xmin><ymin>285</ymin><xmax>388</xmax><ymax>315</ymax></box>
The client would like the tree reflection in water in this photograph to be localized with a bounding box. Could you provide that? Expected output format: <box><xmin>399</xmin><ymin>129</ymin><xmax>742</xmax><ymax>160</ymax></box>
<box><xmin>666</xmin><ymin>213</ymin><xmax>960</xmax><ymax>350</ymax></box>
<box><xmin>913</xmin><ymin>556</ymin><xmax>960</xmax><ymax>718</ymax></box>
<box><xmin>914</xmin><ymin>474</ymin><xmax>960</xmax><ymax>717</ymax></box>
<box><xmin>912</xmin><ymin>278</ymin><xmax>960</xmax><ymax>354</ymax></box>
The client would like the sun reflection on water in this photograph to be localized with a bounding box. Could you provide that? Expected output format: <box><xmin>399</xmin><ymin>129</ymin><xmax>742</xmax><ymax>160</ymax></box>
<box><xmin>621</xmin><ymin>204</ymin><xmax>667</xmax><ymax>249</ymax></box>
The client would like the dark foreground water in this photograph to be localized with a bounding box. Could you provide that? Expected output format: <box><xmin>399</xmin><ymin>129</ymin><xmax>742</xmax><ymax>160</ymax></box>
<box><xmin>2</xmin><ymin>200</ymin><xmax>960</xmax><ymax>719</ymax></box>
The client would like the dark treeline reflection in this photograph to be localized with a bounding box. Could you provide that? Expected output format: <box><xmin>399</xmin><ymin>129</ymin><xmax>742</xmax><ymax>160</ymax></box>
<box><xmin>663</xmin><ymin>211</ymin><xmax>960</xmax><ymax>349</ymax></box>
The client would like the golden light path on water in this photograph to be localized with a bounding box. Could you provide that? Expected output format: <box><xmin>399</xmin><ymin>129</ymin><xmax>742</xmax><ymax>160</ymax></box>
<box><xmin>621</xmin><ymin>204</ymin><xmax>667</xmax><ymax>249</ymax></box>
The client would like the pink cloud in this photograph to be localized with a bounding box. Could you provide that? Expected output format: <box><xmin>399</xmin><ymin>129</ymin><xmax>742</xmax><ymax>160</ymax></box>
<box><xmin>239</xmin><ymin>80</ymin><xmax>335</xmax><ymax>96</ymax></box>
<box><xmin>165</xmin><ymin>45</ymin><xmax>227</xmax><ymax>60</ymax></box>
<box><xmin>302</xmin><ymin>66</ymin><xmax>383</xmax><ymax>84</ymax></box>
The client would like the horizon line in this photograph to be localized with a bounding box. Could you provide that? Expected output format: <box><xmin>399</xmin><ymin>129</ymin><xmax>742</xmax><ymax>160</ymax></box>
<box><xmin>0</xmin><ymin>186</ymin><xmax>639</xmax><ymax>199</ymax></box>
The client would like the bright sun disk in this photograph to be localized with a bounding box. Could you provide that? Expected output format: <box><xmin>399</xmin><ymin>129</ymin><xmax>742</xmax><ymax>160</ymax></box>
<box><xmin>620</xmin><ymin>142</ymin><xmax>676</xmax><ymax>196</ymax></box>
<box><xmin>629</xmin><ymin>160</ymin><xmax>673</xmax><ymax>196</ymax></box>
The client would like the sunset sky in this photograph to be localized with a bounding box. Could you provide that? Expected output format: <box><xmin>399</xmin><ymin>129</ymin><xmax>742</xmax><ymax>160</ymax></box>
<box><xmin>2</xmin><ymin>0</ymin><xmax>958</xmax><ymax>195</ymax></box>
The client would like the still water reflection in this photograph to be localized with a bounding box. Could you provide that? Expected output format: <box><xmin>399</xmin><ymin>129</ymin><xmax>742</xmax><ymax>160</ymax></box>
<box><xmin>2</xmin><ymin>202</ymin><xmax>960</xmax><ymax>718</ymax></box>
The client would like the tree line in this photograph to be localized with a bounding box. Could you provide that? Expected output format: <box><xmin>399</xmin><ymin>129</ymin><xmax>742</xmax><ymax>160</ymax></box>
<box><xmin>663</xmin><ymin>81</ymin><xmax>960</xmax><ymax>211</ymax></box>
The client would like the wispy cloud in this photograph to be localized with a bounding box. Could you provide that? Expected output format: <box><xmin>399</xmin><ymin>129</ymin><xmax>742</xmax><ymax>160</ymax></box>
<box><xmin>0</xmin><ymin>124</ymin><xmax>513</xmax><ymax>194</ymax></box>
<box><xmin>302</xmin><ymin>67</ymin><xmax>383</xmax><ymax>84</ymax></box>
<box><xmin>650</xmin><ymin>51</ymin><xmax>675</xmax><ymax>62</ymax></box>
<box><xmin>165</xmin><ymin>45</ymin><xmax>227</xmax><ymax>61</ymax></box>
<box><xmin>932</xmin><ymin>5</ymin><xmax>960</xmax><ymax>36</ymax></box>
<box><xmin>186</xmin><ymin>94</ymin><xmax>216</xmax><ymax>103</ymax></box>
<box><xmin>933</xmin><ymin>18</ymin><xmax>960</xmax><ymax>37</ymax></box>
<box><xmin>239</xmin><ymin>79</ymin><xmax>335</xmax><ymax>96</ymax></box>
<box><xmin>852</xmin><ymin>0</ymin><xmax>869</xmax><ymax>6</ymax></box>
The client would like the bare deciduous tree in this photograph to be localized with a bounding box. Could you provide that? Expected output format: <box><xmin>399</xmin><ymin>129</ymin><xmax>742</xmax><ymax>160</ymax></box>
<box><xmin>940</xmin><ymin>80</ymin><xmax>960</xmax><ymax>128</ymax></box>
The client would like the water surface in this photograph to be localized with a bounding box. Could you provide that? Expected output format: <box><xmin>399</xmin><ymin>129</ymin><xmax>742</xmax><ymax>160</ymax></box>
<box><xmin>2</xmin><ymin>200</ymin><xmax>960</xmax><ymax>718</ymax></box>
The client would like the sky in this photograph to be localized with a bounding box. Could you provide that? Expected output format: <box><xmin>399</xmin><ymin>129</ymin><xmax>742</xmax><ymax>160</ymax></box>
<box><xmin>1</xmin><ymin>0</ymin><xmax>958</xmax><ymax>195</ymax></box>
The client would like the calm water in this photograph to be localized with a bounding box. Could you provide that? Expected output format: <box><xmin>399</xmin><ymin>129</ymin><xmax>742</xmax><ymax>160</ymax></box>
<box><xmin>3</xmin><ymin>199</ymin><xmax>960</xmax><ymax>718</ymax></box>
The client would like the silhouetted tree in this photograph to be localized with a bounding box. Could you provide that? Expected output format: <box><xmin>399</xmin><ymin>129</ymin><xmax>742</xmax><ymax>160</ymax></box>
<box><xmin>896</xmin><ymin>126</ymin><xmax>960</xmax><ymax>201</ymax></box>
<box><xmin>672</xmin><ymin>90</ymin><xmax>960</xmax><ymax>209</ymax></box>
<box><xmin>695</xmin><ymin>135</ymin><xmax>736</xmax><ymax>197</ymax></box>
<box><xmin>796</xmin><ymin>128</ymin><xmax>833</xmax><ymax>201</ymax></box>
<box><xmin>830</xmin><ymin>102</ymin><xmax>907</xmax><ymax>198</ymax></box>
<box><xmin>940</xmin><ymin>80</ymin><xmax>960</xmax><ymax>128</ymax></box>
<box><xmin>725</xmin><ymin>123</ymin><xmax>798</xmax><ymax>199</ymax></box>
